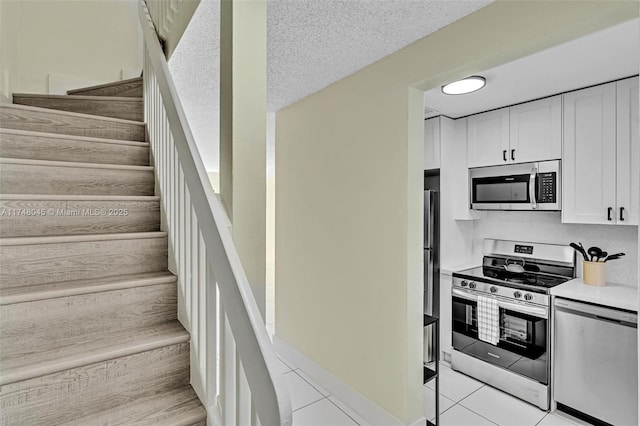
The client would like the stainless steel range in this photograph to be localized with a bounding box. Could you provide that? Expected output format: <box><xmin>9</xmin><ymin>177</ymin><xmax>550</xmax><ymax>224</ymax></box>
<box><xmin>451</xmin><ymin>239</ymin><xmax>575</xmax><ymax>410</ymax></box>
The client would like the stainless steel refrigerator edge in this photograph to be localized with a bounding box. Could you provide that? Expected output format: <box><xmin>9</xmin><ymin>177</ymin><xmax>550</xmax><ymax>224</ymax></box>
<box><xmin>424</xmin><ymin>190</ymin><xmax>440</xmax><ymax>318</ymax></box>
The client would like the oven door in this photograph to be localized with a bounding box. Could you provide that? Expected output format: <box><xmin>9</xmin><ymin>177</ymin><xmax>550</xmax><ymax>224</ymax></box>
<box><xmin>452</xmin><ymin>288</ymin><xmax>549</xmax><ymax>384</ymax></box>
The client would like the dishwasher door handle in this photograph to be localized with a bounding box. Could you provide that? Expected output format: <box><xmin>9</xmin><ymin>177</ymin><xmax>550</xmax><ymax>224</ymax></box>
<box><xmin>555</xmin><ymin>298</ymin><xmax>637</xmax><ymax>326</ymax></box>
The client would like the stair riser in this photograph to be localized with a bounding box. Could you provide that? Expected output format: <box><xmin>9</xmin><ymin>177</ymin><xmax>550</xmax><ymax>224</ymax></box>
<box><xmin>59</xmin><ymin>387</ymin><xmax>203</xmax><ymax>426</ymax></box>
<box><xmin>0</xmin><ymin>236</ymin><xmax>168</xmax><ymax>288</ymax></box>
<box><xmin>0</xmin><ymin>163</ymin><xmax>155</xmax><ymax>196</ymax></box>
<box><xmin>0</xmin><ymin>131</ymin><xmax>149</xmax><ymax>166</ymax></box>
<box><xmin>0</xmin><ymin>106</ymin><xmax>145</xmax><ymax>141</ymax></box>
<box><xmin>68</xmin><ymin>78</ymin><xmax>142</xmax><ymax>97</ymax></box>
<box><xmin>0</xmin><ymin>342</ymin><xmax>190</xmax><ymax>426</ymax></box>
<box><xmin>1</xmin><ymin>283</ymin><xmax>177</xmax><ymax>361</ymax></box>
<box><xmin>0</xmin><ymin>199</ymin><xmax>160</xmax><ymax>237</ymax></box>
<box><xmin>13</xmin><ymin>95</ymin><xmax>143</xmax><ymax>122</ymax></box>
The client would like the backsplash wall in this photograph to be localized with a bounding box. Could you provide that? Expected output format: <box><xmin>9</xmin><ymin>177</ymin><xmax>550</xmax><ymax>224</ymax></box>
<box><xmin>471</xmin><ymin>211</ymin><xmax>638</xmax><ymax>286</ymax></box>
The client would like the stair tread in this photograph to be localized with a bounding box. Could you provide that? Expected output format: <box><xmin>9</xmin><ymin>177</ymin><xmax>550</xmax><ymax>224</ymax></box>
<box><xmin>0</xmin><ymin>194</ymin><xmax>160</xmax><ymax>201</ymax></box>
<box><xmin>1</xmin><ymin>103</ymin><xmax>145</xmax><ymax>125</ymax></box>
<box><xmin>0</xmin><ymin>321</ymin><xmax>188</xmax><ymax>386</ymax></box>
<box><xmin>13</xmin><ymin>93</ymin><xmax>142</xmax><ymax>102</ymax></box>
<box><xmin>0</xmin><ymin>157</ymin><xmax>154</xmax><ymax>171</ymax></box>
<box><xmin>58</xmin><ymin>386</ymin><xmax>205</xmax><ymax>426</ymax></box>
<box><xmin>13</xmin><ymin>94</ymin><xmax>143</xmax><ymax>121</ymax></box>
<box><xmin>0</xmin><ymin>231</ymin><xmax>167</xmax><ymax>246</ymax></box>
<box><xmin>67</xmin><ymin>77</ymin><xmax>142</xmax><ymax>96</ymax></box>
<box><xmin>0</xmin><ymin>271</ymin><xmax>176</xmax><ymax>305</ymax></box>
<box><xmin>0</xmin><ymin>342</ymin><xmax>191</xmax><ymax>425</ymax></box>
<box><xmin>0</xmin><ymin>128</ymin><xmax>149</xmax><ymax>147</ymax></box>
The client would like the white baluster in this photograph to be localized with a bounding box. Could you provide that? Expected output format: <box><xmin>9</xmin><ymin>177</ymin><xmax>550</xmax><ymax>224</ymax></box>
<box><xmin>238</xmin><ymin>362</ymin><xmax>252</xmax><ymax>425</ymax></box>
<box><xmin>221</xmin><ymin>307</ymin><xmax>237</xmax><ymax>425</ymax></box>
<box><xmin>205</xmin><ymin>255</ymin><xmax>219</xmax><ymax>412</ymax></box>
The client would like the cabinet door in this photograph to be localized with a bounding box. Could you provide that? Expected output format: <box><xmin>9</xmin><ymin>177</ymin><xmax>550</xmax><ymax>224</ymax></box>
<box><xmin>424</xmin><ymin>117</ymin><xmax>441</xmax><ymax>170</ymax></box>
<box><xmin>616</xmin><ymin>77</ymin><xmax>639</xmax><ymax>226</ymax></box>
<box><xmin>562</xmin><ymin>83</ymin><xmax>617</xmax><ymax>224</ymax></box>
<box><xmin>466</xmin><ymin>108</ymin><xmax>509</xmax><ymax>168</ymax></box>
<box><xmin>509</xmin><ymin>95</ymin><xmax>562</xmax><ymax>163</ymax></box>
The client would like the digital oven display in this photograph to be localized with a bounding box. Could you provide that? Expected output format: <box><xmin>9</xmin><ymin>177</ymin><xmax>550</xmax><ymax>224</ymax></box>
<box><xmin>514</xmin><ymin>245</ymin><xmax>533</xmax><ymax>255</ymax></box>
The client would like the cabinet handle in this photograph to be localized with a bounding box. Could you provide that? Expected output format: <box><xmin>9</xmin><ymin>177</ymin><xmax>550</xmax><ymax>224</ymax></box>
<box><xmin>607</xmin><ymin>207</ymin><xmax>613</xmax><ymax>221</ymax></box>
<box><xmin>511</xmin><ymin>149</ymin><xmax>515</xmax><ymax>161</ymax></box>
<box><xmin>620</xmin><ymin>207</ymin><xmax>625</xmax><ymax>221</ymax></box>
<box><xmin>503</xmin><ymin>150</ymin><xmax>507</xmax><ymax>162</ymax></box>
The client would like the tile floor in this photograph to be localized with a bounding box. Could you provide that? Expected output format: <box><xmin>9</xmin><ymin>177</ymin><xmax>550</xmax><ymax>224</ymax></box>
<box><xmin>278</xmin><ymin>355</ymin><xmax>588</xmax><ymax>426</ymax></box>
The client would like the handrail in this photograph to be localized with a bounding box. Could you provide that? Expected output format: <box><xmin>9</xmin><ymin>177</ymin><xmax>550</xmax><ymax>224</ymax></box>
<box><xmin>138</xmin><ymin>1</ymin><xmax>292</xmax><ymax>424</ymax></box>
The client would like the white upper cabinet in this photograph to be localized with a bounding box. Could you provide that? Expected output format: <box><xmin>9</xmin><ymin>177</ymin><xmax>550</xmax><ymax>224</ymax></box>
<box><xmin>424</xmin><ymin>117</ymin><xmax>441</xmax><ymax>170</ymax></box>
<box><xmin>467</xmin><ymin>96</ymin><xmax>562</xmax><ymax>168</ymax></box>
<box><xmin>509</xmin><ymin>95</ymin><xmax>562</xmax><ymax>163</ymax></box>
<box><xmin>466</xmin><ymin>108</ymin><xmax>510</xmax><ymax>168</ymax></box>
<box><xmin>562</xmin><ymin>82</ymin><xmax>617</xmax><ymax>224</ymax></box>
<box><xmin>616</xmin><ymin>76</ymin><xmax>639</xmax><ymax>226</ymax></box>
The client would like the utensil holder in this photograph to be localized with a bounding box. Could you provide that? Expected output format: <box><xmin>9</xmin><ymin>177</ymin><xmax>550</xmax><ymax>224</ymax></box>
<box><xmin>583</xmin><ymin>261</ymin><xmax>606</xmax><ymax>286</ymax></box>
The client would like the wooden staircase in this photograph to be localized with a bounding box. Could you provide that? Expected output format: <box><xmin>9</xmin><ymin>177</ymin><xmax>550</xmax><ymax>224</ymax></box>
<box><xmin>0</xmin><ymin>77</ymin><xmax>207</xmax><ymax>425</ymax></box>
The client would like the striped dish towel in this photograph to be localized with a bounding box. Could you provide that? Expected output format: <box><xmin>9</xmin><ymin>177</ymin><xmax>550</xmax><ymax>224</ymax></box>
<box><xmin>477</xmin><ymin>295</ymin><xmax>500</xmax><ymax>345</ymax></box>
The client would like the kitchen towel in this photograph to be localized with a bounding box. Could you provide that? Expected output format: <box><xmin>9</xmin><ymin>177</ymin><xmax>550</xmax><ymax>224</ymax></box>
<box><xmin>477</xmin><ymin>295</ymin><xmax>500</xmax><ymax>345</ymax></box>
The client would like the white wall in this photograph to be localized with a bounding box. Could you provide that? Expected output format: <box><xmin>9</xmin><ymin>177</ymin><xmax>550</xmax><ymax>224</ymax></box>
<box><xmin>275</xmin><ymin>3</ymin><xmax>636</xmax><ymax>422</ymax></box>
<box><xmin>0</xmin><ymin>0</ymin><xmax>19</xmax><ymax>102</ymax></box>
<box><xmin>1</xmin><ymin>0</ymin><xmax>141</xmax><ymax>97</ymax></box>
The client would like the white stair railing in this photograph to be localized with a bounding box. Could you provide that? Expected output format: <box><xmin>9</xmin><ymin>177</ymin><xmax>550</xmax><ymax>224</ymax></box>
<box><xmin>138</xmin><ymin>1</ymin><xmax>292</xmax><ymax>425</ymax></box>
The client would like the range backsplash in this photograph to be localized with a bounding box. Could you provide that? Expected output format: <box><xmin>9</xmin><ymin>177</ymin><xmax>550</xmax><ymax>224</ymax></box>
<box><xmin>471</xmin><ymin>211</ymin><xmax>638</xmax><ymax>286</ymax></box>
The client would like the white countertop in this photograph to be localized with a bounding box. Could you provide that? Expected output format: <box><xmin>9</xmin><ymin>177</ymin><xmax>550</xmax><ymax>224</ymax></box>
<box><xmin>440</xmin><ymin>262</ymin><xmax>480</xmax><ymax>276</ymax></box>
<box><xmin>551</xmin><ymin>278</ymin><xmax>638</xmax><ymax>312</ymax></box>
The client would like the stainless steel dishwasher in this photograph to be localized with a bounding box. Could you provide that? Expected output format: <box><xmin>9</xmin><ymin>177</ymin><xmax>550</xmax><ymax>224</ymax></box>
<box><xmin>553</xmin><ymin>298</ymin><xmax>638</xmax><ymax>426</ymax></box>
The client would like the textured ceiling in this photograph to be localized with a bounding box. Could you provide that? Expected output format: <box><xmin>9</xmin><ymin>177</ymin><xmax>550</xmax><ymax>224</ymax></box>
<box><xmin>267</xmin><ymin>0</ymin><xmax>493</xmax><ymax>111</ymax></box>
<box><xmin>171</xmin><ymin>0</ymin><xmax>493</xmax><ymax>169</ymax></box>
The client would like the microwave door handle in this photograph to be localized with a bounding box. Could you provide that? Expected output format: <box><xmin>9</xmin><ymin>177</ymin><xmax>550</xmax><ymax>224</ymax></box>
<box><xmin>530</xmin><ymin>167</ymin><xmax>537</xmax><ymax>210</ymax></box>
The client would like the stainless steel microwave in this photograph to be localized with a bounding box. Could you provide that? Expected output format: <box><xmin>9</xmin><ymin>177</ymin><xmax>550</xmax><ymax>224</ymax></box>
<box><xmin>470</xmin><ymin>160</ymin><xmax>561</xmax><ymax>211</ymax></box>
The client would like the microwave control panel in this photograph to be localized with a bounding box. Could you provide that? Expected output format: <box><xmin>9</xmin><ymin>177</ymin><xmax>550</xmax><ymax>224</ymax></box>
<box><xmin>538</xmin><ymin>172</ymin><xmax>556</xmax><ymax>203</ymax></box>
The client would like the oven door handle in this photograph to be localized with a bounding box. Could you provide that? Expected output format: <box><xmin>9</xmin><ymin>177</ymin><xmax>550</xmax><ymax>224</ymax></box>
<box><xmin>530</xmin><ymin>166</ymin><xmax>538</xmax><ymax>210</ymax></box>
<box><xmin>452</xmin><ymin>288</ymin><xmax>548</xmax><ymax>319</ymax></box>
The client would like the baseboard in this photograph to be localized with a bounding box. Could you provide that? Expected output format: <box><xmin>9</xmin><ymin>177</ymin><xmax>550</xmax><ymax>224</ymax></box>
<box><xmin>273</xmin><ymin>336</ymin><xmax>426</xmax><ymax>426</ymax></box>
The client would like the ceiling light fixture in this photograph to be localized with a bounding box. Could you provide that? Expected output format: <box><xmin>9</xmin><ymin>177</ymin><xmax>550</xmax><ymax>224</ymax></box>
<box><xmin>441</xmin><ymin>76</ymin><xmax>486</xmax><ymax>95</ymax></box>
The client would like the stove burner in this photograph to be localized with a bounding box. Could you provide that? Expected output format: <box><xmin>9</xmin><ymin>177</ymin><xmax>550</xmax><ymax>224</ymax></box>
<box><xmin>452</xmin><ymin>239</ymin><xmax>576</xmax><ymax>295</ymax></box>
<box><xmin>483</xmin><ymin>266</ymin><xmax>569</xmax><ymax>288</ymax></box>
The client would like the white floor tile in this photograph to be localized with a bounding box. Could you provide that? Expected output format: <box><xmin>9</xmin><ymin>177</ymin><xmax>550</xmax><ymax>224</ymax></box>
<box><xmin>295</xmin><ymin>369</ymin><xmax>331</xmax><ymax>396</ymax></box>
<box><xmin>427</xmin><ymin>364</ymin><xmax>484</xmax><ymax>402</ymax></box>
<box><xmin>424</xmin><ymin>386</ymin><xmax>456</xmax><ymax>420</ymax></box>
<box><xmin>439</xmin><ymin>404</ymin><xmax>496</xmax><ymax>426</ymax></box>
<box><xmin>284</xmin><ymin>371</ymin><xmax>324</xmax><ymax>410</ymax></box>
<box><xmin>293</xmin><ymin>398</ymin><xmax>358</xmax><ymax>426</ymax></box>
<box><xmin>327</xmin><ymin>396</ymin><xmax>372</xmax><ymax>426</ymax></box>
<box><xmin>537</xmin><ymin>413</ymin><xmax>581</xmax><ymax>426</ymax></box>
<box><xmin>459</xmin><ymin>385</ymin><xmax>546</xmax><ymax>426</ymax></box>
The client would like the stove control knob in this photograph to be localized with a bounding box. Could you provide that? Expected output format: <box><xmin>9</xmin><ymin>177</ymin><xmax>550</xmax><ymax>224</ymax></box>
<box><xmin>490</xmin><ymin>286</ymin><xmax>497</xmax><ymax>293</ymax></box>
<box><xmin>524</xmin><ymin>293</ymin><xmax>533</xmax><ymax>301</ymax></box>
<box><xmin>514</xmin><ymin>291</ymin><xmax>522</xmax><ymax>298</ymax></box>
<box><xmin>469</xmin><ymin>282</ymin><xmax>476</xmax><ymax>289</ymax></box>
<box><xmin>461</xmin><ymin>280</ymin><xmax>468</xmax><ymax>287</ymax></box>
